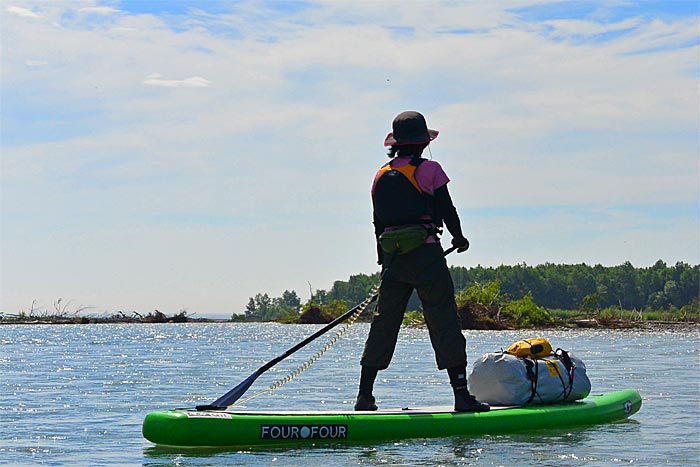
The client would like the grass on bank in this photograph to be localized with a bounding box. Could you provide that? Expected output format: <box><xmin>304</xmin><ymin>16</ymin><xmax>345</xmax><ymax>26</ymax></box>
<box><xmin>281</xmin><ymin>281</ymin><xmax>698</xmax><ymax>329</ymax></box>
<box><xmin>401</xmin><ymin>281</ymin><xmax>699</xmax><ymax>329</ymax></box>
<box><xmin>4</xmin><ymin>283</ymin><xmax>698</xmax><ymax>327</ymax></box>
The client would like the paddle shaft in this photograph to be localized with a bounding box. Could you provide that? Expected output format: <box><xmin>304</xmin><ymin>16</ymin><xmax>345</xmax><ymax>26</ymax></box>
<box><xmin>197</xmin><ymin>245</ymin><xmax>458</xmax><ymax>410</ymax></box>
<box><xmin>198</xmin><ymin>293</ymin><xmax>379</xmax><ymax>410</ymax></box>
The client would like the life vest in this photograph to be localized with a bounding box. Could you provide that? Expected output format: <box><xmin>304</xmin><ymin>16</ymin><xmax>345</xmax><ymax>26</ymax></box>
<box><xmin>372</xmin><ymin>158</ymin><xmax>436</xmax><ymax>228</ymax></box>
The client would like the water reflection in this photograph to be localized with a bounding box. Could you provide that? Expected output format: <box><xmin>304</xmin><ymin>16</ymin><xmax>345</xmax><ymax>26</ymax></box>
<box><xmin>1</xmin><ymin>323</ymin><xmax>697</xmax><ymax>466</ymax></box>
<box><xmin>140</xmin><ymin>419</ymin><xmax>644</xmax><ymax>467</ymax></box>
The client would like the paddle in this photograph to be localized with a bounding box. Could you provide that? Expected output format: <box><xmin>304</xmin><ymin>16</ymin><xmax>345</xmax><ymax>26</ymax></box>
<box><xmin>196</xmin><ymin>245</ymin><xmax>459</xmax><ymax>411</ymax></box>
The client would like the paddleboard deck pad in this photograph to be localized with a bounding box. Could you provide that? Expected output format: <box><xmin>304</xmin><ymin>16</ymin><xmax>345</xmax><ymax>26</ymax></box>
<box><xmin>142</xmin><ymin>389</ymin><xmax>641</xmax><ymax>448</ymax></box>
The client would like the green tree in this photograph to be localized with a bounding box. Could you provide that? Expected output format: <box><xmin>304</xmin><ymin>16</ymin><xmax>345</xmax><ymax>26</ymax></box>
<box><xmin>663</xmin><ymin>280</ymin><xmax>682</xmax><ymax>309</ymax></box>
<box><xmin>679</xmin><ymin>298</ymin><xmax>700</xmax><ymax>321</ymax></box>
<box><xmin>580</xmin><ymin>293</ymin><xmax>602</xmax><ymax>317</ymax></box>
<box><xmin>243</xmin><ymin>293</ymin><xmax>272</xmax><ymax>321</ymax></box>
<box><xmin>456</xmin><ymin>281</ymin><xmax>502</xmax><ymax>309</ymax></box>
<box><xmin>647</xmin><ymin>291</ymin><xmax>668</xmax><ymax>310</ymax></box>
<box><xmin>501</xmin><ymin>293</ymin><xmax>554</xmax><ymax>328</ymax></box>
<box><xmin>239</xmin><ymin>260</ymin><xmax>698</xmax><ymax>322</ymax></box>
<box><xmin>318</xmin><ymin>299</ymin><xmax>349</xmax><ymax>319</ymax></box>
<box><xmin>610</xmin><ymin>261</ymin><xmax>642</xmax><ymax>309</ymax></box>
<box><xmin>280</xmin><ymin>290</ymin><xmax>301</xmax><ymax>309</ymax></box>
<box><xmin>678</xmin><ymin>265</ymin><xmax>699</xmax><ymax>305</ymax></box>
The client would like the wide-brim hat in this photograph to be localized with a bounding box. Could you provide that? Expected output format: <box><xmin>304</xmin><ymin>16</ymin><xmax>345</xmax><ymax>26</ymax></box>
<box><xmin>384</xmin><ymin>111</ymin><xmax>439</xmax><ymax>147</ymax></box>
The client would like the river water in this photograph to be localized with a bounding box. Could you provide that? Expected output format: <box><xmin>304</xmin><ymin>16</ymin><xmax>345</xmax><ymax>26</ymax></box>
<box><xmin>1</xmin><ymin>323</ymin><xmax>698</xmax><ymax>466</ymax></box>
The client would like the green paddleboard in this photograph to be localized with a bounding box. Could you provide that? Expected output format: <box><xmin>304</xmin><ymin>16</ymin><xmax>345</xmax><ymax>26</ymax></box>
<box><xmin>142</xmin><ymin>389</ymin><xmax>641</xmax><ymax>448</ymax></box>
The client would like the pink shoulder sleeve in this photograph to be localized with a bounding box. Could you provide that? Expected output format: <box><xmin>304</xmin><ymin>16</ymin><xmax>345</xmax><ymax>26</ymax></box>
<box><xmin>416</xmin><ymin>160</ymin><xmax>450</xmax><ymax>195</ymax></box>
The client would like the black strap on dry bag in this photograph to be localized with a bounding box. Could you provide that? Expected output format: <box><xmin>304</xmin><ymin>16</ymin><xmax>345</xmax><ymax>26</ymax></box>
<box><xmin>522</xmin><ymin>349</ymin><xmax>577</xmax><ymax>404</ymax></box>
<box><xmin>523</xmin><ymin>358</ymin><xmax>539</xmax><ymax>404</ymax></box>
<box><xmin>554</xmin><ymin>348</ymin><xmax>576</xmax><ymax>401</ymax></box>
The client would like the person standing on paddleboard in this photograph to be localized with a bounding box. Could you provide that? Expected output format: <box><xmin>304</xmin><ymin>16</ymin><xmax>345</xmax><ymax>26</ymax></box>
<box><xmin>355</xmin><ymin>111</ymin><xmax>490</xmax><ymax>413</ymax></box>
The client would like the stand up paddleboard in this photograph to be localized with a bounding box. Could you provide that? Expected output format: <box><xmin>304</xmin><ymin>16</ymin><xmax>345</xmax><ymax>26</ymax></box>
<box><xmin>142</xmin><ymin>389</ymin><xmax>641</xmax><ymax>448</ymax></box>
<box><xmin>142</xmin><ymin>250</ymin><xmax>641</xmax><ymax>448</ymax></box>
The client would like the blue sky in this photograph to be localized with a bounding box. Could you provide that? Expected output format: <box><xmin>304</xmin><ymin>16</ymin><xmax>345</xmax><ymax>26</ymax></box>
<box><xmin>2</xmin><ymin>1</ymin><xmax>698</xmax><ymax>317</ymax></box>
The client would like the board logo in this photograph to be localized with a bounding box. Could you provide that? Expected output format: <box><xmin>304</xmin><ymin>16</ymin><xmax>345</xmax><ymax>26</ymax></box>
<box><xmin>623</xmin><ymin>400</ymin><xmax>632</xmax><ymax>415</ymax></box>
<box><xmin>260</xmin><ymin>424</ymin><xmax>348</xmax><ymax>440</ymax></box>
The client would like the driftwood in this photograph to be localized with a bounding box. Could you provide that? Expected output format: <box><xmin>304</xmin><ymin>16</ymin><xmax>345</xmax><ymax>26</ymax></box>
<box><xmin>2</xmin><ymin>304</ymin><xmax>198</xmax><ymax>325</ymax></box>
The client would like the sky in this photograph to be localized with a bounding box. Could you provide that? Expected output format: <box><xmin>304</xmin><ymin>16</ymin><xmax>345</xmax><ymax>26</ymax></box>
<box><xmin>1</xmin><ymin>0</ymin><xmax>698</xmax><ymax>318</ymax></box>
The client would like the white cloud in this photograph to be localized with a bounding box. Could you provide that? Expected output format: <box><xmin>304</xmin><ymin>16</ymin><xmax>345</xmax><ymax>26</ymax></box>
<box><xmin>464</xmin><ymin>206</ymin><xmax>699</xmax><ymax>268</ymax></box>
<box><xmin>143</xmin><ymin>73</ymin><xmax>212</xmax><ymax>88</ymax></box>
<box><xmin>606</xmin><ymin>17</ymin><xmax>700</xmax><ymax>54</ymax></box>
<box><xmin>25</xmin><ymin>59</ymin><xmax>48</xmax><ymax>67</ymax></box>
<box><xmin>1</xmin><ymin>1</ymin><xmax>697</xmax><ymax>315</ymax></box>
<box><xmin>78</xmin><ymin>6</ymin><xmax>120</xmax><ymax>16</ymax></box>
<box><xmin>544</xmin><ymin>17</ymin><xmax>642</xmax><ymax>37</ymax></box>
<box><xmin>5</xmin><ymin>5</ymin><xmax>40</xmax><ymax>18</ymax></box>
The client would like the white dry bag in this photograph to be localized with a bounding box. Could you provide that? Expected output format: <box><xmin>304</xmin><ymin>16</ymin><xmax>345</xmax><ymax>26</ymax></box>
<box><xmin>468</xmin><ymin>349</ymin><xmax>591</xmax><ymax>406</ymax></box>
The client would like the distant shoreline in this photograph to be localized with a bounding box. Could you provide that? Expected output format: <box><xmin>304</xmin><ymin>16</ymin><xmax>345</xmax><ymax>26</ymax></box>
<box><xmin>2</xmin><ymin>316</ymin><xmax>697</xmax><ymax>331</ymax></box>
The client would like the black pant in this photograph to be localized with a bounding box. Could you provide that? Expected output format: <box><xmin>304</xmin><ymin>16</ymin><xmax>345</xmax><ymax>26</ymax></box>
<box><xmin>360</xmin><ymin>243</ymin><xmax>467</xmax><ymax>370</ymax></box>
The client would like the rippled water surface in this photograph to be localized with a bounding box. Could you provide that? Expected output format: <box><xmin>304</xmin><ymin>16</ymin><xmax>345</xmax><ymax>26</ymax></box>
<box><xmin>1</xmin><ymin>323</ymin><xmax>698</xmax><ymax>466</ymax></box>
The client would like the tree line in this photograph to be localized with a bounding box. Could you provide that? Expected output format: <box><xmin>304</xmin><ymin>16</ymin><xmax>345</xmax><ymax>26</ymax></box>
<box><xmin>237</xmin><ymin>260</ymin><xmax>699</xmax><ymax>321</ymax></box>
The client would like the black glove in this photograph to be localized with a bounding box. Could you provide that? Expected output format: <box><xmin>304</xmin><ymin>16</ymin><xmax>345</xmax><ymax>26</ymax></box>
<box><xmin>451</xmin><ymin>235</ymin><xmax>470</xmax><ymax>253</ymax></box>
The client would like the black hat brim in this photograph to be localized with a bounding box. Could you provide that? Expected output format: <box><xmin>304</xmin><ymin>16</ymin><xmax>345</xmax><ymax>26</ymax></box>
<box><xmin>384</xmin><ymin>128</ymin><xmax>439</xmax><ymax>147</ymax></box>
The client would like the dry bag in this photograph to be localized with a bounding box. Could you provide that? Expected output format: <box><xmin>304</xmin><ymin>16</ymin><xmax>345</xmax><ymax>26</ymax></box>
<box><xmin>468</xmin><ymin>349</ymin><xmax>591</xmax><ymax>406</ymax></box>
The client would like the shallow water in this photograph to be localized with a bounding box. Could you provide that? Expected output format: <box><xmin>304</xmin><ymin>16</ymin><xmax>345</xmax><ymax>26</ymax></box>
<box><xmin>1</xmin><ymin>323</ymin><xmax>698</xmax><ymax>466</ymax></box>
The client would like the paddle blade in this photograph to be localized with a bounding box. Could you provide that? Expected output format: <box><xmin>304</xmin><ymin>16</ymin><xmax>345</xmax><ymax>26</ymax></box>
<box><xmin>196</xmin><ymin>371</ymin><xmax>260</xmax><ymax>411</ymax></box>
